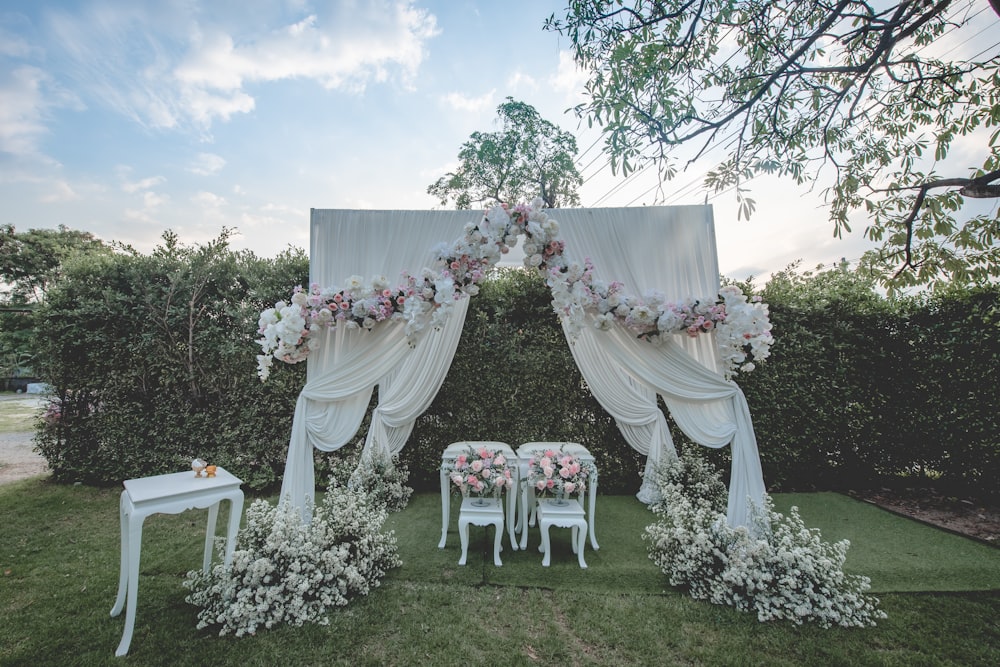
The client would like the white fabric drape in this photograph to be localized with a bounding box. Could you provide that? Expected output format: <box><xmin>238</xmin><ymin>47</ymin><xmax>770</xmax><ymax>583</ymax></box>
<box><xmin>279</xmin><ymin>210</ymin><xmax>474</xmax><ymax>514</ymax></box>
<box><xmin>280</xmin><ymin>205</ymin><xmax>767</xmax><ymax>529</ymax></box>
<box><xmin>553</xmin><ymin>206</ymin><xmax>767</xmax><ymax>528</ymax></box>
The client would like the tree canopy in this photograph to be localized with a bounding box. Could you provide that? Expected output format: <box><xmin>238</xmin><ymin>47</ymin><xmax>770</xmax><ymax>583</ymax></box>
<box><xmin>427</xmin><ymin>97</ymin><xmax>583</xmax><ymax>209</ymax></box>
<box><xmin>0</xmin><ymin>224</ymin><xmax>109</xmax><ymax>303</ymax></box>
<box><xmin>546</xmin><ymin>0</ymin><xmax>1000</xmax><ymax>290</ymax></box>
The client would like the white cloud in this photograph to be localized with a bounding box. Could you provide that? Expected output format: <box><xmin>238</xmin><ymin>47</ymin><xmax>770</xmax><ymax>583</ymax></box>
<box><xmin>0</xmin><ymin>65</ymin><xmax>80</xmax><ymax>159</ymax></box>
<box><xmin>440</xmin><ymin>90</ymin><xmax>495</xmax><ymax>114</ymax></box>
<box><xmin>549</xmin><ymin>50</ymin><xmax>588</xmax><ymax>101</ymax></box>
<box><xmin>121</xmin><ymin>175</ymin><xmax>165</xmax><ymax>193</ymax></box>
<box><xmin>193</xmin><ymin>191</ymin><xmax>226</xmax><ymax>207</ymax></box>
<box><xmin>45</xmin><ymin>1</ymin><xmax>441</xmax><ymax>130</ymax></box>
<box><xmin>39</xmin><ymin>180</ymin><xmax>79</xmax><ymax>203</ymax></box>
<box><xmin>188</xmin><ymin>152</ymin><xmax>227</xmax><ymax>176</ymax></box>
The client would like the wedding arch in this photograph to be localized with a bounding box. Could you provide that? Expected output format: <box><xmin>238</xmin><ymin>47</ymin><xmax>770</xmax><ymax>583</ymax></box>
<box><xmin>257</xmin><ymin>202</ymin><xmax>771</xmax><ymax>528</ymax></box>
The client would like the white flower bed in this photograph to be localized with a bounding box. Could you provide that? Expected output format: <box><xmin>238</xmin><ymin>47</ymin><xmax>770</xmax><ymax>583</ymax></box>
<box><xmin>184</xmin><ymin>484</ymin><xmax>401</xmax><ymax>637</ymax></box>
<box><xmin>644</xmin><ymin>451</ymin><xmax>886</xmax><ymax>628</ymax></box>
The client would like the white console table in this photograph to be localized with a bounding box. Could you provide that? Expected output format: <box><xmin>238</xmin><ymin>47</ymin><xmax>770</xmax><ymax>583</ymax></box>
<box><xmin>110</xmin><ymin>467</ymin><xmax>244</xmax><ymax>657</ymax></box>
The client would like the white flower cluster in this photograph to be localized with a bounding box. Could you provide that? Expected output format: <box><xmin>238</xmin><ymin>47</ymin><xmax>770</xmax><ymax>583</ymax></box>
<box><xmin>255</xmin><ymin>199</ymin><xmax>773</xmax><ymax>380</ymax></box>
<box><xmin>183</xmin><ymin>484</ymin><xmax>401</xmax><ymax>637</ymax></box>
<box><xmin>328</xmin><ymin>447</ymin><xmax>413</xmax><ymax>514</ymax></box>
<box><xmin>644</xmin><ymin>451</ymin><xmax>886</xmax><ymax>628</ymax></box>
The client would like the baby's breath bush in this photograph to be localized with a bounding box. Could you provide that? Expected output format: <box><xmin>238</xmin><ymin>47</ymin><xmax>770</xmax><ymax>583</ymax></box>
<box><xmin>644</xmin><ymin>452</ymin><xmax>885</xmax><ymax>628</ymax></box>
<box><xmin>323</xmin><ymin>446</ymin><xmax>413</xmax><ymax>513</ymax></box>
<box><xmin>184</xmin><ymin>484</ymin><xmax>401</xmax><ymax>637</ymax></box>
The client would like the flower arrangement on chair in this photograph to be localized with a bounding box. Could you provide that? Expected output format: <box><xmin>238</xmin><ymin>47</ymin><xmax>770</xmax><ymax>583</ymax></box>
<box><xmin>446</xmin><ymin>445</ymin><xmax>514</xmax><ymax>505</ymax></box>
<box><xmin>526</xmin><ymin>446</ymin><xmax>594</xmax><ymax>503</ymax></box>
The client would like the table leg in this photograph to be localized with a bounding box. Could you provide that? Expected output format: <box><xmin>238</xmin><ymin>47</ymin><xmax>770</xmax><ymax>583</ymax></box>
<box><xmin>506</xmin><ymin>485</ymin><xmax>518</xmax><ymax>551</ymax></box>
<box><xmin>492</xmin><ymin>520</ymin><xmax>503</xmax><ymax>566</ymax></box>
<box><xmin>588</xmin><ymin>473</ymin><xmax>599</xmax><ymax>550</ymax></box>
<box><xmin>438</xmin><ymin>467</ymin><xmax>450</xmax><ymax>549</ymax></box>
<box><xmin>203</xmin><ymin>502</ymin><xmax>220</xmax><ymax>573</ymax></box>
<box><xmin>576</xmin><ymin>522</ymin><xmax>588</xmax><ymax>568</ymax></box>
<box><xmin>540</xmin><ymin>521</ymin><xmax>551</xmax><ymax>567</ymax></box>
<box><xmin>519</xmin><ymin>484</ymin><xmax>529</xmax><ymax>550</ymax></box>
<box><xmin>115</xmin><ymin>513</ymin><xmax>144</xmax><ymax>657</ymax></box>
<box><xmin>110</xmin><ymin>492</ymin><xmax>129</xmax><ymax>618</ymax></box>
<box><xmin>224</xmin><ymin>492</ymin><xmax>244</xmax><ymax>568</ymax></box>
<box><xmin>458</xmin><ymin>517</ymin><xmax>469</xmax><ymax>566</ymax></box>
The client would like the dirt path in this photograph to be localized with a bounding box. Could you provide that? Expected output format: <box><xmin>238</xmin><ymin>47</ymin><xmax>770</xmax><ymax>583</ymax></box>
<box><xmin>0</xmin><ymin>430</ymin><xmax>47</xmax><ymax>485</ymax></box>
<box><xmin>0</xmin><ymin>394</ymin><xmax>49</xmax><ymax>485</ymax></box>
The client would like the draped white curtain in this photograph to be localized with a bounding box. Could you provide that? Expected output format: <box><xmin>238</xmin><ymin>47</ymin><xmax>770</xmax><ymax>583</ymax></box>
<box><xmin>280</xmin><ymin>205</ymin><xmax>766</xmax><ymax>529</ymax></box>
<box><xmin>279</xmin><ymin>210</ymin><xmax>474</xmax><ymax>515</ymax></box>
<box><xmin>555</xmin><ymin>206</ymin><xmax>766</xmax><ymax>528</ymax></box>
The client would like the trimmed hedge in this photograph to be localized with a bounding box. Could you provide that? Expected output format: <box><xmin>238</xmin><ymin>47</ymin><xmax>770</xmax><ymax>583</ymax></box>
<box><xmin>31</xmin><ymin>237</ymin><xmax>1000</xmax><ymax>501</ymax></box>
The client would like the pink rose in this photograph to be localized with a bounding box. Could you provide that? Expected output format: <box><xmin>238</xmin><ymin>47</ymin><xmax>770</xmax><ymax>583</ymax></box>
<box><xmin>535</xmin><ymin>480</ymin><xmax>547</xmax><ymax>491</ymax></box>
<box><xmin>495</xmin><ymin>454</ymin><xmax>506</xmax><ymax>466</ymax></box>
<box><xmin>564</xmin><ymin>482</ymin><xmax>576</xmax><ymax>495</ymax></box>
<box><xmin>471</xmin><ymin>460</ymin><xmax>483</xmax><ymax>472</ymax></box>
<box><xmin>560</xmin><ymin>466</ymin><xmax>571</xmax><ymax>478</ymax></box>
<box><xmin>543</xmin><ymin>465</ymin><xmax>555</xmax><ymax>478</ymax></box>
<box><xmin>569</xmin><ymin>462</ymin><xmax>581</xmax><ymax>475</ymax></box>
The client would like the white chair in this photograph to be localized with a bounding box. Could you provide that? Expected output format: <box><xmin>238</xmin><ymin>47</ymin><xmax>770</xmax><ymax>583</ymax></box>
<box><xmin>457</xmin><ymin>496</ymin><xmax>505</xmax><ymax>566</ymax></box>
<box><xmin>516</xmin><ymin>442</ymin><xmax>599</xmax><ymax>551</ymax></box>
<box><xmin>536</xmin><ymin>498</ymin><xmax>588</xmax><ymax>568</ymax></box>
<box><xmin>439</xmin><ymin>441</ymin><xmax>518</xmax><ymax>550</ymax></box>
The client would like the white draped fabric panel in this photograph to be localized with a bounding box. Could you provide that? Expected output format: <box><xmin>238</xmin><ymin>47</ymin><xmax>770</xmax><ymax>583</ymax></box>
<box><xmin>280</xmin><ymin>205</ymin><xmax>766</xmax><ymax>529</ymax></box>
<box><xmin>279</xmin><ymin>210</ymin><xmax>474</xmax><ymax>514</ymax></box>
<box><xmin>554</xmin><ymin>206</ymin><xmax>766</xmax><ymax>528</ymax></box>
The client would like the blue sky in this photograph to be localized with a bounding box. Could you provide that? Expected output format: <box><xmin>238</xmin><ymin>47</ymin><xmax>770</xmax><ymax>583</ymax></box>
<box><xmin>2</xmin><ymin>0</ymin><xmax>995</xmax><ymax>283</ymax></box>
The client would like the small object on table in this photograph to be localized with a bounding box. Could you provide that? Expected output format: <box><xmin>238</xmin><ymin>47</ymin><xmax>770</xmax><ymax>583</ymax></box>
<box><xmin>205</xmin><ymin>465</ymin><xmax>217</xmax><ymax>478</ymax></box>
<box><xmin>110</xmin><ymin>466</ymin><xmax>243</xmax><ymax>657</ymax></box>
<box><xmin>191</xmin><ymin>458</ymin><xmax>207</xmax><ymax>477</ymax></box>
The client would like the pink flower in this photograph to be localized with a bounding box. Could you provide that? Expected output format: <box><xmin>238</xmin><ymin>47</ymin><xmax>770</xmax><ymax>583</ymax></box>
<box><xmin>686</xmin><ymin>325</ymin><xmax>700</xmax><ymax>337</ymax></box>
<box><xmin>471</xmin><ymin>460</ymin><xmax>483</xmax><ymax>472</ymax></box>
<box><xmin>456</xmin><ymin>454</ymin><xmax>467</xmax><ymax>465</ymax></box>
<box><xmin>535</xmin><ymin>479</ymin><xmax>547</xmax><ymax>492</ymax></box>
<box><xmin>564</xmin><ymin>482</ymin><xmax>576</xmax><ymax>495</ymax></box>
<box><xmin>569</xmin><ymin>462</ymin><xmax>581</xmax><ymax>475</ymax></box>
<box><xmin>543</xmin><ymin>465</ymin><xmax>555</xmax><ymax>478</ymax></box>
<box><xmin>495</xmin><ymin>454</ymin><xmax>506</xmax><ymax>466</ymax></box>
<box><xmin>560</xmin><ymin>466</ymin><xmax>571</xmax><ymax>479</ymax></box>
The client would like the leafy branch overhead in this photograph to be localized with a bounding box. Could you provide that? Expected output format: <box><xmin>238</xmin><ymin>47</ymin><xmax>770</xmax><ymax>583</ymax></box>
<box><xmin>428</xmin><ymin>97</ymin><xmax>583</xmax><ymax>209</ymax></box>
<box><xmin>546</xmin><ymin>0</ymin><xmax>1000</xmax><ymax>290</ymax></box>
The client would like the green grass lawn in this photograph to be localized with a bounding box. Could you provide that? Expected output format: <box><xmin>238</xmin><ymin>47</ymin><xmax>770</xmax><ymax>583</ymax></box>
<box><xmin>2</xmin><ymin>478</ymin><xmax>999</xmax><ymax>666</ymax></box>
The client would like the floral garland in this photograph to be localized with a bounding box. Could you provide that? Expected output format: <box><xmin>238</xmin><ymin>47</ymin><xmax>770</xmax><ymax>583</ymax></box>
<box><xmin>256</xmin><ymin>199</ymin><xmax>773</xmax><ymax>381</ymax></box>
<box><xmin>525</xmin><ymin>446</ymin><xmax>594</xmax><ymax>498</ymax></box>
<box><xmin>444</xmin><ymin>445</ymin><xmax>514</xmax><ymax>497</ymax></box>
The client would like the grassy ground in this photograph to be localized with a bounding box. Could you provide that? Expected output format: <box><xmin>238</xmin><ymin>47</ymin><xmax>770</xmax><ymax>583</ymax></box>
<box><xmin>2</xmin><ymin>479</ymin><xmax>999</xmax><ymax>666</ymax></box>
